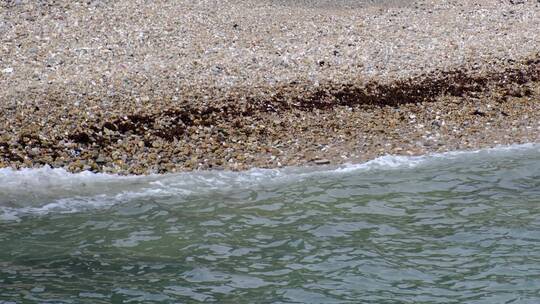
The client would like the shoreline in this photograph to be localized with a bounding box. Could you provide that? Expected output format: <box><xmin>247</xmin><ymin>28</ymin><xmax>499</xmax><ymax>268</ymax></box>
<box><xmin>1</xmin><ymin>142</ymin><xmax>538</xmax><ymax>178</ymax></box>
<box><xmin>1</xmin><ymin>55</ymin><xmax>539</xmax><ymax>175</ymax></box>
<box><xmin>1</xmin><ymin>0</ymin><xmax>539</xmax><ymax>174</ymax></box>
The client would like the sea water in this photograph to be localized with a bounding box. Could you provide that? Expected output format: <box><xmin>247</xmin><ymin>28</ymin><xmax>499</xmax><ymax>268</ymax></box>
<box><xmin>0</xmin><ymin>144</ymin><xmax>539</xmax><ymax>303</ymax></box>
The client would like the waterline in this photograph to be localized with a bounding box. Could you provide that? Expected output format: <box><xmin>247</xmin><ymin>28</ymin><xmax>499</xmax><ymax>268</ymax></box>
<box><xmin>1</xmin><ymin>143</ymin><xmax>539</xmax><ymax>303</ymax></box>
<box><xmin>1</xmin><ymin>143</ymin><xmax>538</xmax><ymax>221</ymax></box>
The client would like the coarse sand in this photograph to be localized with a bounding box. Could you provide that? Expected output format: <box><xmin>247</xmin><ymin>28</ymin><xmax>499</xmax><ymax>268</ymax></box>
<box><xmin>1</xmin><ymin>0</ymin><xmax>539</xmax><ymax>174</ymax></box>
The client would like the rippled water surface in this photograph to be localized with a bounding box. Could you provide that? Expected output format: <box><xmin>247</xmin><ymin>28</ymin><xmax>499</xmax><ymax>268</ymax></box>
<box><xmin>1</xmin><ymin>144</ymin><xmax>539</xmax><ymax>303</ymax></box>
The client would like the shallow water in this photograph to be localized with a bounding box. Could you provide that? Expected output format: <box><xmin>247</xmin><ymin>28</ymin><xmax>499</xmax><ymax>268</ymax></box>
<box><xmin>1</xmin><ymin>144</ymin><xmax>539</xmax><ymax>303</ymax></box>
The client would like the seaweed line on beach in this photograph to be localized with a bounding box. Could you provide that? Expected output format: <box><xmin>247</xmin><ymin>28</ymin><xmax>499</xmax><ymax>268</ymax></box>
<box><xmin>1</xmin><ymin>55</ymin><xmax>539</xmax><ymax>174</ymax></box>
<box><xmin>63</xmin><ymin>55</ymin><xmax>540</xmax><ymax>143</ymax></box>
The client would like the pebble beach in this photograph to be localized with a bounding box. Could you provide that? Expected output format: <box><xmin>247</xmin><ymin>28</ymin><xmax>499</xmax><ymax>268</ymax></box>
<box><xmin>1</xmin><ymin>0</ymin><xmax>539</xmax><ymax>174</ymax></box>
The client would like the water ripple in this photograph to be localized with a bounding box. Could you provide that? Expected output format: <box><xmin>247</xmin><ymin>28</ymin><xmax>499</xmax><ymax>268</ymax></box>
<box><xmin>1</xmin><ymin>144</ymin><xmax>539</xmax><ymax>302</ymax></box>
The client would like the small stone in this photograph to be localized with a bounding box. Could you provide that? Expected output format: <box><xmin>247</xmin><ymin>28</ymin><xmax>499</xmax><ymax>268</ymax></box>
<box><xmin>423</xmin><ymin>140</ymin><xmax>435</xmax><ymax>147</ymax></box>
<box><xmin>314</xmin><ymin>159</ymin><xmax>330</xmax><ymax>165</ymax></box>
<box><xmin>95</xmin><ymin>155</ymin><xmax>106</xmax><ymax>164</ymax></box>
<box><xmin>29</xmin><ymin>147</ymin><xmax>40</xmax><ymax>156</ymax></box>
<box><xmin>1</xmin><ymin>67</ymin><xmax>13</xmax><ymax>74</ymax></box>
<box><xmin>472</xmin><ymin>109</ymin><xmax>486</xmax><ymax>117</ymax></box>
<box><xmin>507</xmin><ymin>86</ymin><xmax>523</xmax><ymax>97</ymax></box>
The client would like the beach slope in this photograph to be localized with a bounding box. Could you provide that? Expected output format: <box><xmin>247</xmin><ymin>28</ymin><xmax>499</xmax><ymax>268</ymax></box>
<box><xmin>1</xmin><ymin>0</ymin><xmax>539</xmax><ymax>174</ymax></box>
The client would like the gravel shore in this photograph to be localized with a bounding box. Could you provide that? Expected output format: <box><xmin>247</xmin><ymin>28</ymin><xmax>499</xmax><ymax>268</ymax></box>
<box><xmin>1</xmin><ymin>0</ymin><xmax>539</xmax><ymax>174</ymax></box>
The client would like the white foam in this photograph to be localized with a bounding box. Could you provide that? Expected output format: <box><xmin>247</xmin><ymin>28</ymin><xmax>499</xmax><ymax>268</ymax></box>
<box><xmin>336</xmin><ymin>142</ymin><xmax>539</xmax><ymax>173</ymax></box>
<box><xmin>0</xmin><ymin>143</ymin><xmax>538</xmax><ymax>221</ymax></box>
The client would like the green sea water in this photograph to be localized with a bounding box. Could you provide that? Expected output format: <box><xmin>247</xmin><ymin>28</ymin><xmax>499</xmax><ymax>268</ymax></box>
<box><xmin>1</xmin><ymin>144</ymin><xmax>539</xmax><ymax>303</ymax></box>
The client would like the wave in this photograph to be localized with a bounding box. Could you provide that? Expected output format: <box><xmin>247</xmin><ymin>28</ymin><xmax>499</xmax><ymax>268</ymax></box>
<box><xmin>1</xmin><ymin>143</ymin><xmax>538</xmax><ymax>221</ymax></box>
